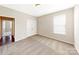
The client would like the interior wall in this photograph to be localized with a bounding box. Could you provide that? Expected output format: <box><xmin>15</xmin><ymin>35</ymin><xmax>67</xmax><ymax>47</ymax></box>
<box><xmin>37</xmin><ymin>8</ymin><xmax>74</xmax><ymax>44</ymax></box>
<box><xmin>0</xmin><ymin>6</ymin><xmax>37</xmax><ymax>42</ymax></box>
<box><xmin>74</xmin><ymin>5</ymin><xmax>79</xmax><ymax>53</ymax></box>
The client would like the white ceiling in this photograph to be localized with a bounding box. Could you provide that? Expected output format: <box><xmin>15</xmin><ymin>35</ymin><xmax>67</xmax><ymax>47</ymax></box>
<box><xmin>1</xmin><ymin>3</ymin><xmax>77</xmax><ymax>17</ymax></box>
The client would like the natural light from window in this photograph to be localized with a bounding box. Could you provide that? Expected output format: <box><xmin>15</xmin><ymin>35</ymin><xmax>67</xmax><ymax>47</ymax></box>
<box><xmin>53</xmin><ymin>14</ymin><xmax>66</xmax><ymax>35</ymax></box>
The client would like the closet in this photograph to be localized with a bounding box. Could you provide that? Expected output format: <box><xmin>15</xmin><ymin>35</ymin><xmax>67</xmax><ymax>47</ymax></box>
<box><xmin>0</xmin><ymin>16</ymin><xmax>15</xmax><ymax>46</ymax></box>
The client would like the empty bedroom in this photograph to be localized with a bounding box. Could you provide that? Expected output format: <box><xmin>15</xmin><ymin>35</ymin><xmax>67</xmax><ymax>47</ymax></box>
<box><xmin>0</xmin><ymin>3</ymin><xmax>79</xmax><ymax>55</ymax></box>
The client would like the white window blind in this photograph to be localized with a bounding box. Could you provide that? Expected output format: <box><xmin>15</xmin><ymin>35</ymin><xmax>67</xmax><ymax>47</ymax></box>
<box><xmin>53</xmin><ymin>14</ymin><xmax>66</xmax><ymax>34</ymax></box>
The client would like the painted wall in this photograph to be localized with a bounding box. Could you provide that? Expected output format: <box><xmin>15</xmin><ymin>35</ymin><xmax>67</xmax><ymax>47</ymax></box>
<box><xmin>74</xmin><ymin>5</ymin><xmax>79</xmax><ymax>53</ymax></box>
<box><xmin>37</xmin><ymin>8</ymin><xmax>74</xmax><ymax>44</ymax></box>
<box><xmin>0</xmin><ymin>6</ymin><xmax>37</xmax><ymax>42</ymax></box>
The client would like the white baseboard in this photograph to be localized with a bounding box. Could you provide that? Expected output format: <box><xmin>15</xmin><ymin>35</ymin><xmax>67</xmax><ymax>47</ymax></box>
<box><xmin>15</xmin><ymin>33</ymin><xmax>37</xmax><ymax>42</ymax></box>
<box><xmin>38</xmin><ymin>34</ymin><xmax>73</xmax><ymax>45</ymax></box>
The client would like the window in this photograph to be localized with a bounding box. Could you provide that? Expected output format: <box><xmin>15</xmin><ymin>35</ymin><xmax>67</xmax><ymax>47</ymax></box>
<box><xmin>53</xmin><ymin>14</ymin><xmax>66</xmax><ymax>34</ymax></box>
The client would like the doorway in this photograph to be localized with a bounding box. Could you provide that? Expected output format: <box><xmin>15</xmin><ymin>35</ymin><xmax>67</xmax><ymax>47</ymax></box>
<box><xmin>0</xmin><ymin>16</ymin><xmax>15</xmax><ymax>46</ymax></box>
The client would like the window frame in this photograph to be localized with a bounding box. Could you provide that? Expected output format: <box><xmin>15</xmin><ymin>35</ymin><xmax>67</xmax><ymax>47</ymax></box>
<box><xmin>53</xmin><ymin>14</ymin><xmax>66</xmax><ymax>35</ymax></box>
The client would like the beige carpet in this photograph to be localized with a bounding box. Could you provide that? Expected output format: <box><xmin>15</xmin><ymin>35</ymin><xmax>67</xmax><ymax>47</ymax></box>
<box><xmin>0</xmin><ymin>35</ymin><xmax>78</xmax><ymax>55</ymax></box>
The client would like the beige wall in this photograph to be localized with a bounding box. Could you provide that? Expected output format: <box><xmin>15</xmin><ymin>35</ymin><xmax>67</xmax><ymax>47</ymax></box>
<box><xmin>37</xmin><ymin>8</ymin><xmax>74</xmax><ymax>44</ymax></box>
<box><xmin>0</xmin><ymin>6</ymin><xmax>37</xmax><ymax>42</ymax></box>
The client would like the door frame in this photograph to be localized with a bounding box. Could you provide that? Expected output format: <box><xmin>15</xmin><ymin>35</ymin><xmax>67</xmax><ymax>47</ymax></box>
<box><xmin>0</xmin><ymin>16</ymin><xmax>15</xmax><ymax>45</ymax></box>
